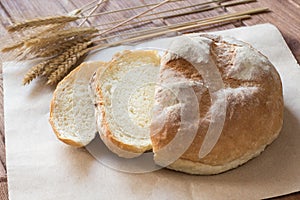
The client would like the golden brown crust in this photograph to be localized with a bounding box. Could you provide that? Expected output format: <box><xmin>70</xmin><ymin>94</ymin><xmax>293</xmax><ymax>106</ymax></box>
<box><xmin>166</xmin><ymin>127</ymin><xmax>281</xmax><ymax>175</ymax></box>
<box><xmin>150</xmin><ymin>35</ymin><xmax>284</xmax><ymax>173</ymax></box>
<box><xmin>49</xmin><ymin>106</ymin><xmax>82</xmax><ymax>147</ymax></box>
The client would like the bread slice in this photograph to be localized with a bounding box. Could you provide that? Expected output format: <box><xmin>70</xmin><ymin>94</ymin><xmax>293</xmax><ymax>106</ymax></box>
<box><xmin>90</xmin><ymin>50</ymin><xmax>160</xmax><ymax>158</ymax></box>
<box><xmin>49</xmin><ymin>61</ymin><xmax>106</xmax><ymax>147</ymax></box>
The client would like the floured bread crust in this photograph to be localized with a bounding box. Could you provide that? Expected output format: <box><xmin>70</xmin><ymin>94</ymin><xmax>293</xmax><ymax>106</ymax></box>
<box><xmin>150</xmin><ymin>35</ymin><xmax>284</xmax><ymax>174</ymax></box>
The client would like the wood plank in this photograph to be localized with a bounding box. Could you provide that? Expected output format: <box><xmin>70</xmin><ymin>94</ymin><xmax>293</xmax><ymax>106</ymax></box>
<box><xmin>0</xmin><ymin>2</ymin><xmax>11</xmax><ymax>51</ymax></box>
<box><xmin>0</xmin><ymin>1</ymin><xmax>7</xmax><ymax>187</ymax></box>
<box><xmin>0</xmin><ymin>138</ymin><xmax>6</xmax><ymax>179</ymax></box>
<box><xmin>226</xmin><ymin>0</ymin><xmax>300</xmax><ymax>63</ymax></box>
<box><xmin>0</xmin><ymin>1</ymin><xmax>11</xmax><ymax>30</ymax></box>
<box><xmin>0</xmin><ymin>182</ymin><xmax>8</xmax><ymax>200</ymax></box>
<box><xmin>0</xmin><ymin>0</ymin><xmax>75</xmax><ymax>20</ymax></box>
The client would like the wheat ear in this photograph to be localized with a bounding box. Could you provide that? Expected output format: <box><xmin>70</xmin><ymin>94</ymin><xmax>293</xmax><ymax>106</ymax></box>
<box><xmin>2</xmin><ymin>24</ymin><xmax>65</xmax><ymax>53</ymax></box>
<box><xmin>23</xmin><ymin>37</ymin><xmax>92</xmax><ymax>84</ymax></box>
<box><xmin>41</xmin><ymin>37</ymin><xmax>93</xmax><ymax>77</ymax></box>
<box><xmin>7</xmin><ymin>16</ymin><xmax>79</xmax><ymax>32</ymax></box>
<box><xmin>25</xmin><ymin>27</ymin><xmax>98</xmax><ymax>47</ymax></box>
<box><xmin>1</xmin><ymin>42</ymin><xmax>24</xmax><ymax>52</ymax></box>
<box><xmin>37</xmin><ymin>35</ymin><xmax>94</xmax><ymax>58</ymax></box>
<box><xmin>23</xmin><ymin>60</ymin><xmax>50</xmax><ymax>85</ymax></box>
<box><xmin>47</xmin><ymin>41</ymin><xmax>92</xmax><ymax>85</ymax></box>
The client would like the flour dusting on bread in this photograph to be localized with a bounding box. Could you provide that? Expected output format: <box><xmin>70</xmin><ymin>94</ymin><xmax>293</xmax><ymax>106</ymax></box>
<box><xmin>151</xmin><ymin>34</ymin><xmax>283</xmax><ymax>174</ymax></box>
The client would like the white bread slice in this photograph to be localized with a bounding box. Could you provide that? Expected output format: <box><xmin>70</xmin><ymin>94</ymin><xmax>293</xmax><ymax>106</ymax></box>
<box><xmin>49</xmin><ymin>61</ymin><xmax>106</xmax><ymax>147</ymax></box>
<box><xmin>90</xmin><ymin>50</ymin><xmax>160</xmax><ymax>158</ymax></box>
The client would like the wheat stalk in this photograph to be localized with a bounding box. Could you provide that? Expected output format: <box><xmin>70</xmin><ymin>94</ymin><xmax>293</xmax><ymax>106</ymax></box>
<box><xmin>98</xmin><ymin>0</ymin><xmax>256</xmax><ymax>28</ymax></box>
<box><xmin>97</xmin><ymin>0</ymin><xmax>172</xmax><ymax>36</ymax></box>
<box><xmin>1</xmin><ymin>42</ymin><xmax>24</xmax><ymax>53</ymax></box>
<box><xmin>25</xmin><ymin>27</ymin><xmax>98</xmax><ymax>47</ymax></box>
<box><xmin>91</xmin><ymin>7</ymin><xmax>267</xmax><ymax>45</ymax></box>
<box><xmin>22</xmin><ymin>37</ymin><xmax>93</xmax><ymax>84</ymax></box>
<box><xmin>2</xmin><ymin>24</ymin><xmax>64</xmax><ymax>53</ymax></box>
<box><xmin>41</xmin><ymin>37</ymin><xmax>93</xmax><ymax>77</ymax></box>
<box><xmin>87</xmin><ymin>14</ymin><xmax>252</xmax><ymax>53</ymax></box>
<box><xmin>89</xmin><ymin>0</ymin><xmax>183</xmax><ymax>17</ymax></box>
<box><xmin>37</xmin><ymin>35</ymin><xmax>94</xmax><ymax>57</ymax></box>
<box><xmin>96</xmin><ymin>3</ymin><xmax>212</xmax><ymax>26</ymax></box>
<box><xmin>7</xmin><ymin>16</ymin><xmax>79</xmax><ymax>32</ymax></box>
<box><xmin>79</xmin><ymin>0</ymin><xmax>106</xmax><ymax>26</ymax></box>
<box><xmin>3</xmin><ymin>26</ymin><xmax>97</xmax><ymax>61</ymax></box>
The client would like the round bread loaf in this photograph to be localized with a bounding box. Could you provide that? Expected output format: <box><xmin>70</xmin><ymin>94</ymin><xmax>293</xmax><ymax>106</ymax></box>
<box><xmin>150</xmin><ymin>34</ymin><xmax>283</xmax><ymax>174</ymax></box>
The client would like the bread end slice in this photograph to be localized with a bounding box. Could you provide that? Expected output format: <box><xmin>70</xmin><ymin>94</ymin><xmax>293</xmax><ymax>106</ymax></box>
<box><xmin>49</xmin><ymin>61</ymin><xmax>106</xmax><ymax>147</ymax></box>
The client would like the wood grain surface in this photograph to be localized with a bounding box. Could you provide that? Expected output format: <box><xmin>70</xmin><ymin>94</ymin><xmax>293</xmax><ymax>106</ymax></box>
<box><xmin>0</xmin><ymin>0</ymin><xmax>299</xmax><ymax>199</ymax></box>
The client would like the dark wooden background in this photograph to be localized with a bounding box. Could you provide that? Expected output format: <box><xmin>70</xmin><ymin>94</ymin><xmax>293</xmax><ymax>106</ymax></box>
<box><xmin>0</xmin><ymin>0</ymin><xmax>299</xmax><ymax>199</ymax></box>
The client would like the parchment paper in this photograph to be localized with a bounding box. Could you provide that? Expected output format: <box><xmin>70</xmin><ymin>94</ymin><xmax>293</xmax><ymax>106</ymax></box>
<box><xmin>4</xmin><ymin>24</ymin><xmax>300</xmax><ymax>200</ymax></box>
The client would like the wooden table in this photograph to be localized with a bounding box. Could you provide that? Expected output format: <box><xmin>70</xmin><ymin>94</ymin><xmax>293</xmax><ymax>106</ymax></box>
<box><xmin>0</xmin><ymin>0</ymin><xmax>299</xmax><ymax>199</ymax></box>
